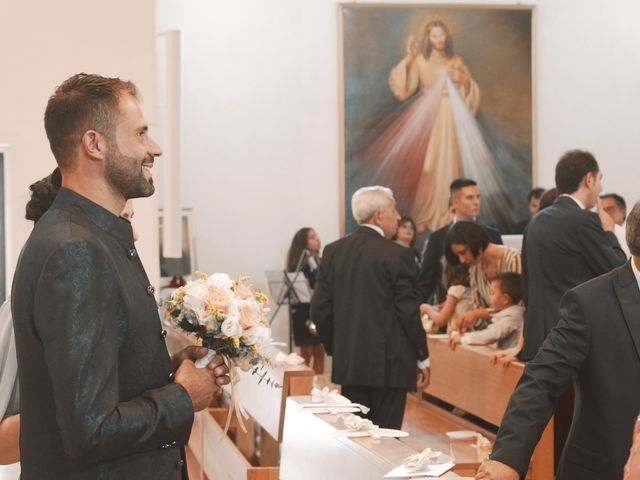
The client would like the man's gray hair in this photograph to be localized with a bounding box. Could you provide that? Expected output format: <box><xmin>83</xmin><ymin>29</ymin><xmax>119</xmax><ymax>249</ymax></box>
<box><xmin>626</xmin><ymin>201</ymin><xmax>640</xmax><ymax>256</ymax></box>
<box><xmin>351</xmin><ymin>186</ymin><xmax>394</xmax><ymax>224</ymax></box>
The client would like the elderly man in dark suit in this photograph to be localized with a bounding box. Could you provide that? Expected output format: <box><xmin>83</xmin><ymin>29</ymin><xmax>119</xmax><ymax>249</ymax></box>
<box><xmin>520</xmin><ymin>150</ymin><xmax>626</xmax><ymax>361</ymax></box>
<box><xmin>417</xmin><ymin>178</ymin><xmax>502</xmax><ymax>305</ymax></box>
<box><xmin>311</xmin><ymin>186</ymin><xmax>430</xmax><ymax>429</ymax></box>
<box><xmin>476</xmin><ymin>200</ymin><xmax>640</xmax><ymax>480</ymax></box>
<box><xmin>12</xmin><ymin>73</ymin><xmax>229</xmax><ymax>479</ymax></box>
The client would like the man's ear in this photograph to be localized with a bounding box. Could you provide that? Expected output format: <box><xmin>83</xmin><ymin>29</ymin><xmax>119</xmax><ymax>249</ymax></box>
<box><xmin>80</xmin><ymin>130</ymin><xmax>107</xmax><ymax>161</ymax></box>
<box><xmin>370</xmin><ymin>210</ymin><xmax>382</xmax><ymax>227</ymax></box>
<box><xmin>584</xmin><ymin>171</ymin><xmax>595</xmax><ymax>189</ymax></box>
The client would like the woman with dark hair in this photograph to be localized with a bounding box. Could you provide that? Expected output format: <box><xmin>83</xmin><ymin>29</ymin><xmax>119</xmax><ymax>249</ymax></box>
<box><xmin>444</xmin><ymin>221</ymin><xmax>521</xmax><ymax>332</ymax></box>
<box><xmin>392</xmin><ymin>216</ymin><xmax>421</xmax><ymax>267</ymax></box>
<box><xmin>285</xmin><ymin>228</ymin><xmax>325</xmax><ymax>374</ymax></box>
<box><xmin>0</xmin><ymin>169</ymin><xmax>61</xmax><ymax>473</ymax></box>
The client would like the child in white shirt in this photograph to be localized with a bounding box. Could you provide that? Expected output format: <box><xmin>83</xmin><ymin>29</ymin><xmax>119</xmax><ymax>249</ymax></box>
<box><xmin>449</xmin><ymin>272</ymin><xmax>524</xmax><ymax>350</ymax></box>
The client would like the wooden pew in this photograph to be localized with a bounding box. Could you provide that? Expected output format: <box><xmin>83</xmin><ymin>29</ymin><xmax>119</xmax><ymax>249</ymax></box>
<box><xmin>280</xmin><ymin>396</ymin><xmax>462</xmax><ymax>479</ymax></box>
<box><xmin>421</xmin><ymin>336</ymin><xmax>554</xmax><ymax>480</ymax></box>
<box><xmin>189</xmin><ymin>409</ymin><xmax>279</xmax><ymax>480</ymax></box>
<box><xmin>187</xmin><ymin>360</ymin><xmax>314</xmax><ymax>478</ymax></box>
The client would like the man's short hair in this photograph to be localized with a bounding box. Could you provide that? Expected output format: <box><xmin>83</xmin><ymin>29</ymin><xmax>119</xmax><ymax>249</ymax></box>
<box><xmin>492</xmin><ymin>272</ymin><xmax>523</xmax><ymax>305</ymax></box>
<box><xmin>600</xmin><ymin>193</ymin><xmax>627</xmax><ymax>212</ymax></box>
<box><xmin>351</xmin><ymin>186</ymin><xmax>394</xmax><ymax>224</ymax></box>
<box><xmin>527</xmin><ymin>188</ymin><xmax>545</xmax><ymax>202</ymax></box>
<box><xmin>555</xmin><ymin>150</ymin><xmax>599</xmax><ymax>194</ymax></box>
<box><xmin>625</xmin><ymin>201</ymin><xmax>640</xmax><ymax>257</ymax></box>
<box><xmin>44</xmin><ymin>73</ymin><xmax>138</xmax><ymax>171</ymax></box>
<box><xmin>450</xmin><ymin>178</ymin><xmax>477</xmax><ymax>195</ymax></box>
<box><xmin>444</xmin><ymin>220</ymin><xmax>490</xmax><ymax>266</ymax></box>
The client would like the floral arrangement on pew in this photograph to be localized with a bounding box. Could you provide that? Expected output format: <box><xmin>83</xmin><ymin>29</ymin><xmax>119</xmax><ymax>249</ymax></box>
<box><xmin>163</xmin><ymin>272</ymin><xmax>280</xmax><ymax>432</ymax></box>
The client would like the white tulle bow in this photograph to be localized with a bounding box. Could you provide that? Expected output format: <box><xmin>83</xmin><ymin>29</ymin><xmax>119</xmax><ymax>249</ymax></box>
<box><xmin>402</xmin><ymin>448</ymin><xmax>443</xmax><ymax>472</ymax></box>
<box><xmin>311</xmin><ymin>386</ymin><xmax>350</xmax><ymax>404</ymax></box>
<box><xmin>273</xmin><ymin>351</ymin><xmax>305</xmax><ymax>367</ymax></box>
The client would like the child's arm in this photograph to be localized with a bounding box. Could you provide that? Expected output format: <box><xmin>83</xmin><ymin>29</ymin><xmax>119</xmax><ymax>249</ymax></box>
<box><xmin>491</xmin><ymin>331</ymin><xmax>524</xmax><ymax>367</ymax></box>
<box><xmin>459</xmin><ymin>313</ymin><xmax>519</xmax><ymax>347</ymax></box>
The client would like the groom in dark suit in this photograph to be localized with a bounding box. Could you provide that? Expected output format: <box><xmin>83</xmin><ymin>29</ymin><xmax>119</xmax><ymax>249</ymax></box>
<box><xmin>476</xmin><ymin>201</ymin><xmax>640</xmax><ymax>480</ymax></box>
<box><xmin>12</xmin><ymin>74</ymin><xmax>229</xmax><ymax>479</ymax></box>
<box><xmin>417</xmin><ymin>178</ymin><xmax>502</xmax><ymax>304</ymax></box>
<box><xmin>311</xmin><ymin>186</ymin><xmax>430</xmax><ymax>429</ymax></box>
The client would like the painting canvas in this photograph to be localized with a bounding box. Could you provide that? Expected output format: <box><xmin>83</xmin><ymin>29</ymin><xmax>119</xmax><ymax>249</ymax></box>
<box><xmin>341</xmin><ymin>4</ymin><xmax>534</xmax><ymax>235</ymax></box>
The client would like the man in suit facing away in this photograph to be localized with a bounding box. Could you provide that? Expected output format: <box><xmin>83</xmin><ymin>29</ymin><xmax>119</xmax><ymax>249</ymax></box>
<box><xmin>417</xmin><ymin>178</ymin><xmax>502</xmax><ymax>305</ymax></box>
<box><xmin>476</xmin><ymin>201</ymin><xmax>640</xmax><ymax>480</ymax></box>
<box><xmin>311</xmin><ymin>186</ymin><xmax>430</xmax><ymax>429</ymax></box>
<box><xmin>520</xmin><ymin>150</ymin><xmax>626</xmax><ymax>361</ymax></box>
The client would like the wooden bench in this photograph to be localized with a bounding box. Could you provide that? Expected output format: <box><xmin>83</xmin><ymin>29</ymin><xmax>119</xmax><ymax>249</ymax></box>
<box><xmin>280</xmin><ymin>396</ymin><xmax>462</xmax><ymax>479</ymax></box>
<box><xmin>418</xmin><ymin>336</ymin><xmax>554</xmax><ymax>479</ymax></box>
<box><xmin>189</xmin><ymin>408</ymin><xmax>279</xmax><ymax>480</ymax></box>
<box><xmin>187</xmin><ymin>360</ymin><xmax>314</xmax><ymax>478</ymax></box>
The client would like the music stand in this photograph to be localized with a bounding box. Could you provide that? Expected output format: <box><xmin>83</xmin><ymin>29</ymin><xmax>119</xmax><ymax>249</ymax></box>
<box><xmin>265</xmin><ymin>253</ymin><xmax>313</xmax><ymax>352</ymax></box>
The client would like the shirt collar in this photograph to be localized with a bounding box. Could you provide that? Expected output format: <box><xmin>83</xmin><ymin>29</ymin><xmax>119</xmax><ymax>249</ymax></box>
<box><xmin>361</xmin><ymin>223</ymin><xmax>385</xmax><ymax>237</ymax></box>
<box><xmin>631</xmin><ymin>257</ymin><xmax>640</xmax><ymax>294</ymax></box>
<box><xmin>560</xmin><ymin>193</ymin><xmax>586</xmax><ymax>210</ymax></box>
<box><xmin>51</xmin><ymin>188</ymin><xmax>135</xmax><ymax>248</ymax></box>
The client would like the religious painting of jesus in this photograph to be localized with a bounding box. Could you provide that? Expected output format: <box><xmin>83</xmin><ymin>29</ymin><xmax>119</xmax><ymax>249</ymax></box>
<box><xmin>341</xmin><ymin>4</ymin><xmax>535</xmax><ymax>235</ymax></box>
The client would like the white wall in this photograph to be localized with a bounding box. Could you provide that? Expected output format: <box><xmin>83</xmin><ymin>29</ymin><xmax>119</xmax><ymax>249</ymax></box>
<box><xmin>156</xmin><ymin>0</ymin><xmax>640</xmax><ymax>343</ymax></box>
<box><xmin>0</xmin><ymin>0</ymin><xmax>160</xmax><ymax>292</ymax></box>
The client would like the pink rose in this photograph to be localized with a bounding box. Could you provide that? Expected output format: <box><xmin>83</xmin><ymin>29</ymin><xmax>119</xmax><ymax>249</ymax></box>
<box><xmin>239</xmin><ymin>305</ymin><xmax>261</xmax><ymax>330</ymax></box>
<box><xmin>235</xmin><ymin>284</ymin><xmax>253</xmax><ymax>300</ymax></box>
<box><xmin>204</xmin><ymin>289</ymin><xmax>231</xmax><ymax>315</ymax></box>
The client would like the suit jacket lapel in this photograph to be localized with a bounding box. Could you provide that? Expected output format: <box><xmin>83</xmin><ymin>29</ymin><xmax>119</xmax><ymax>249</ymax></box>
<box><xmin>615</xmin><ymin>262</ymin><xmax>640</xmax><ymax>361</ymax></box>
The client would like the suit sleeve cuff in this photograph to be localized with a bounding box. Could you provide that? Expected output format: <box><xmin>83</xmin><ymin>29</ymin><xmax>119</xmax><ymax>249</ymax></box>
<box><xmin>417</xmin><ymin>358</ymin><xmax>430</xmax><ymax>369</ymax></box>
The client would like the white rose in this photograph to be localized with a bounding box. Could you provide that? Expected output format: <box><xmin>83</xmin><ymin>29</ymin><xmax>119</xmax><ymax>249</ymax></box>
<box><xmin>243</xmin><ymin>324</ymin><xmax>272</xmax><ymax>351</ymax></box>
<box><xmin>207</xmin><ymin>273</ymin><xmax>233</xmax><ymax>291</ymax></box>
<box><xmin>221</xmin><ymin>315</ymin><xmax>242</xmax><ymax>338</ymax></box>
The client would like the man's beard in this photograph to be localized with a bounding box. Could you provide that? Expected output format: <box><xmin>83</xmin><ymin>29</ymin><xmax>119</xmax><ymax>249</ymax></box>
<box><xmin>105</xmin><ymin>143</ymin><xmax>155</xmax><ymax>200</ymax></box>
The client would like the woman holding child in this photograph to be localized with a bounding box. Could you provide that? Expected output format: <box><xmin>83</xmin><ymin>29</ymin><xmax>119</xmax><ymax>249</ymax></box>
<box><xmin>422</xmin><ymin>221</ymin><xmax>523</xmax><ymax>349</ymax></box>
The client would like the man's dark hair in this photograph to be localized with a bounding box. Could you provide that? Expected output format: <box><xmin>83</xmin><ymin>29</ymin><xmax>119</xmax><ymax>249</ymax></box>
<box><xmin>25</xmin><ymin>168</ymin><xmax>62</xmax><ymax>223</ymax></box>
<box><xmin>626</xmin><ymin>202</ymin><xmax>640</xmax><ymax>257</ymax></box>
<box><xmin>555</xmin><ymin>150</ymin><xmax>599</xmax><ymax>194</ymax></box>
<box><xmin>444</xmin><ymin>220</ymin><xmax>490</xmax><ymax>266</ymax></box>
<box><xmin>600</xmin><ymin>193</ymin><xmax>626</xmax><ymax>212</ymax></box>
<box><xmin>527</xmin><ymin>188</ymin><xmax>545</xmax><ymax>202</ymax></box>
<box><xmin>450</xmin><ymin>177</ymin><xmax>477</xmax><ymax>195</ymax></box>
<box><xmin>492</xmin><ymin>272</ymin><xmax>523</xmax><ymax>305</ymax></box>
<box><xmin>44</xmin><ymin>73</ymin><xmax>138</xmax><ymax>171</ymax></box>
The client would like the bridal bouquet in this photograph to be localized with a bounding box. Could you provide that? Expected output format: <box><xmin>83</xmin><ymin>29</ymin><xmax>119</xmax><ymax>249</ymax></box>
<box><xmin>163</xmin><ymin>271</ymin><xmax>279</xmax><ymax>384</ymax></box>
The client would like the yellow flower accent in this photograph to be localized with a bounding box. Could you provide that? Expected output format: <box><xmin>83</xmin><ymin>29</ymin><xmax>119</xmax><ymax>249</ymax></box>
<box><xmin>231</xmin><ymin>336</ymin><xmax>240</xmax><ymax>348</ymax></box>
<box><xmin>195</xmin><ymin>271</ymin><xmax>208</xmax><ymax>280</ymax></box>
<box><xmin>255</xmin><ymin>292</ymin><xmax>269</xmax><ymax>304</ymax></box>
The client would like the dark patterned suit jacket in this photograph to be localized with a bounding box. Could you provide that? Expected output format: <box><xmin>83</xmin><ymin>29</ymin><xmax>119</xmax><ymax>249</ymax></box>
<box><xmin>311</xmin><ymin>226</ymin><xmax>428</xmax><ymax>391</ymax></box>
<box><xmin>12</xmin><ymin>188</ymin><xmax>194</xmax><ymax>479</ymax></box>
